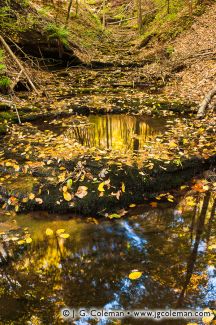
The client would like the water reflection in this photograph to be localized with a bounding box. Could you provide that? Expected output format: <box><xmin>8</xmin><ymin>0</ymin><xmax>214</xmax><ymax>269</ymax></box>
<box><xmin>66</xmin><ymin>115</ymin><xmax>165</xmax><ymax>153</ymax></box>
<box><xmin>0</xmin><ymin>192</ymin><xmax>215</xmax><ymax>324</ymax></box>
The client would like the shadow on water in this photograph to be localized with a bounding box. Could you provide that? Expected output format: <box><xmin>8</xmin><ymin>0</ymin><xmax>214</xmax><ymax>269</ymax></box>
<box><xmin>0</xmin><ymin>192</ymin><xmax>215</xmax><ymax>324</ymax></box>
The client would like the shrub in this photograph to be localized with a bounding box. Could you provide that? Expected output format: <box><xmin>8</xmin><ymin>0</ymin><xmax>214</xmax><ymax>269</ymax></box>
<box><xmin>45</xmin><ymin>23</ymin><xmax>69</xmax><ymax>46</ymax></box>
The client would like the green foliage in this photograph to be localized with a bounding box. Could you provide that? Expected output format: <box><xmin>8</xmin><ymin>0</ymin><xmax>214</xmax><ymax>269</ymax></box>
<box><xmin>0</xmin><ymin>76</ymin><xmax>11</xmax><ymax>90</ymax></box>
<box><xmin>0</xmin><ymin>6</ymin><xmax>11</xmax><ymax>29</ymax></box>
<box><xmin>92</xmin><ymin>13</ymin><xmax>103</xmax><ymax>28</ymax></box>
<box><xmin>38</xmin><ymin>6</ymin><xmax>52</xmax><ymax>17</ymax></box>
<box><xmin>0</xmin><ymin>111</ymin><xmax>13</xmax><ymax>121</ymax></box>
<box><xmin>21</xmin><ymin>0</ymin><xmax>30</xmax><ymax>7</ymax></box>
<box><xmin>45</xmin><ymin>24</ymin><xmax>69</xmax><ymax>46</ymax></box>
<box><xmin>166</xmin><ymin>45</ymin><xmax>175</xmax><ymax>56</ymax></box>
<box><xmin>0</xmin><ymin>50</ymin><xmax>6</xmax><ymax>73</ymax></box>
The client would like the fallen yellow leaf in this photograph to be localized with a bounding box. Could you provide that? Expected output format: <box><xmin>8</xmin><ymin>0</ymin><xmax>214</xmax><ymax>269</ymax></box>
<box><xmin>63</xmin><ymin>191</ymin><xmax>73</xmax><ymax>201</ymax></box>
<box><xmin>29</xmin><ymin>193</ymin><xmax>35</xmax><ymax>200</ymax></box>
<box><xmin>46</xmin><ymin>228</ymin><xmax>53</xmax><ymax>236</ymax></box>
<box><xmin>129</xmin><ymin>271</ymin><xmax>143</xmax><ymax>280</ymax></box>
<box><xmin>59</xmin><ymin>233</ymin><xmax>70</xmax><ymax>239</ymax></box>
<box><xmin>98</xmin><ymin>182</ymin><xmax>105</xmax><ymax>192</ymax></box>
<box><xmin>26</xmin><ymin>237</ymin><xmax>32</xmax><ymax>244</ymax></box>
<box><xmin>56</xmin><ymin>229</ymin><xmax>65</xmax><ymax>235</ymax></box>
<box><xmin>129</xmin><ymin>204</ymin><xmax>136</xmax><ymax>208</ymax></box>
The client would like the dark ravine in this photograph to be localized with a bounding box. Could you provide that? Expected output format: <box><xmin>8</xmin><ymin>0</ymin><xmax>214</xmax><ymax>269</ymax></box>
<box><xmin>0</xmin><ymin>154</ymin><xmax>215</xmax><ymax>216</ymax></box>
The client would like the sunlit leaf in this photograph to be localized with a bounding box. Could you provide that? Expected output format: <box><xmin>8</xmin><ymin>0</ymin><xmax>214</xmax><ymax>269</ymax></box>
<box><xmin>29</xmin><ymin>193</ymin><xmax>35</xmax><ymax>200</ymax></box>
<box><xmin>107</xmin><ymin>213</ymin><xmax>121</xmax><ymax>219</ymax></box>
<box><xmin>208</xmin><ymin>244</ymin><xmax>216</xmax><ymax>250</ymax></box>
<box><xmin>129</xmin><ymin>204</ymin><xmax>136</xmax><ymax>208</ymax></box>
<box><xmin>129</xmin><ymin>271</ymin><xmax>143</xmax><ymax>280</ymax></box>
<box><xmin>121</xmin><ymin>182</ymin><xmax>125</xmax><ymax>192</ymax></box>
<box><xmin>59</xmin><ymin>233</ymin><xmax>70</xmax><ymax>239</ymax></box>
<box><xmin>26</xmin><ymin>237</ymin><xmax>32</xmax><ymax>244</ymax></box>
<box><xmin>63</xmin><ymin>191</ymin><xmax>73</xmax><ymax>201</ymax></box>
<box><xmin>202</xmin><ymin>308</ymin><xmax>214</xmax><ymax>324</ymax></box>
<box><xmin>180</xmin><ymin>185</ymin><xmax>188</xmax><ymax>190</ymax></box>
<box><xmin>45</xmin><ymin>228</ymin><xmax>53</xmax><ymax>236</ymax></box>
<box><xmin>18</xmin><ymin>240</ymin><xmax>25</xmax><ymax>245</ymax></box>
<box><xmin>67</xmin><ymin>179</ymin><xmax>73</xmax><ymax>189</ymax></box>
<box><xmin>169</xmin><ymin>141</ymin><xmax>178</xmax><ymax>148</ymax></box>
<box><xmin>56</xmin><ymin>229</ymin><xmax>65</xmax><ymax>235</ymax></box>
<box><xmin>98</xmin><ymin>182</ymin><xmax>105</xmax><ymax>192</ymax></box>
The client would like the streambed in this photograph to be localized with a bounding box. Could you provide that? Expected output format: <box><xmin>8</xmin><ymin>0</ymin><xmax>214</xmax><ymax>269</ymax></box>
<box><xmin>0</xmin><ymin>191</ymin><xmax>215</xmax><ymax>324</ymax></box>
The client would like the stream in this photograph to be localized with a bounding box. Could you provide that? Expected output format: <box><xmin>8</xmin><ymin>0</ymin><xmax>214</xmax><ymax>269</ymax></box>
<box><xmin>0</xmin><ymin>191</ymin><xmax>215</xmax><ymax>324</ymax></box>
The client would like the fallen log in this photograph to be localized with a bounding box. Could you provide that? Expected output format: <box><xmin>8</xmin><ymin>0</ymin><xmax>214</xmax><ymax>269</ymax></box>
<box><xmin>197</xmin><ymin>85</ymin><xmax>216</xmax><ymax>118</ymax></box>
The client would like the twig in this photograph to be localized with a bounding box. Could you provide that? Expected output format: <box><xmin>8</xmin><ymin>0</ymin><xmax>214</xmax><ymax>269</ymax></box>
<box><xmin>0</xmin><ymin>35</ymin><xmax>39</xmax><ymax>93</ymax></box>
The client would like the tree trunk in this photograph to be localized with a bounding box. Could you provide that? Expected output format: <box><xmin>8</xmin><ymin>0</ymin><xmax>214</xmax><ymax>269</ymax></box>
<box><xmin>65</xmin><ymin>0</ymin><xmax>73</xmax><ymax>27</ymax></box>
<box><xmin>167</xmin><ymin>0</ymin><xmax>170</xmax><ymax>14</ymax></box>
<box><xmin>137</xmin><ymin>0</ymin><xmax>142</xmax><ymax>34</ymax></box>
<box><xmin>197</xmin><ymin>86</ymin><xmax>216</xmax><ymax>118</ymax></box>
<box><xmin>103</xmin><ymin>0</ymin><xmax>106</xmax><ymax>29</ymax></box>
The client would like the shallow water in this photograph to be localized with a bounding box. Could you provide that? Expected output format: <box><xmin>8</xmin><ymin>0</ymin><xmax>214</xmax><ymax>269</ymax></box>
<box><xmin>0</xmin><ymin>191</ymin><xmax>215</xmax><ymax>324</ymax></box>
<box><xmin>40</xmin><ymin>114</ymin><xmax>166</xmax><ymax>154</ymax></box>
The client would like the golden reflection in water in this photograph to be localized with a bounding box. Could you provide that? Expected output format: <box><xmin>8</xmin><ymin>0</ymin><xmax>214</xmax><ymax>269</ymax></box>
<box><xmin>67</xmin><ymin>114</ymin><xmax>163</xmax><ymax>152</ymax></box>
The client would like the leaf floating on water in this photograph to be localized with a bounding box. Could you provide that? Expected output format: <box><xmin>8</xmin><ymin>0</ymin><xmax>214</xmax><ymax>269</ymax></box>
<box><xmin>107</xmin><ymin>213</ymin><xmax>121</xmax><ymax>219</ymax></box>
<box><xmin>45</xmin><ymin>228</ymin><xmax>53</xmax><ymax>236</ymax></box>
<box><xmin>59</xmin><ymin>233</ymin><xmax>70</xmax><ymax>239</ymax></box>
<box><xmin>180</xmin><ymin>185</ymin><xmax>188</xmax><ymax>190</ymax></box>
<box><xmin>62</xmin><ymin>186</ymin><xmax>68</xmax><ymax>193</ymax></box>
<box><xmin>202</xmin><ymin>308</ymin><xmax>215</xmax><ymax>324</ymax></box>
<box><xmin>121</xmin><ymin>182</ymin><xmax>125</xmax><ymax>193</ymax></box>
<box><xmin>208</xmin><ymin>244</ymin><xmax>216</xmax><ymax>250</ymax></box>
<box><xmin>56</xmin><ymin>228</ymin><xmax>65</xmax><ymax>235</ymax></box>
<box><xmin>129</xmin><ymin>204</ymin><xmax>136</xmax><ymax>208</ymax></box>
<box><xmin>63</xmin><ymin>191</ymin><xmax>73</xmax><ymax>201</ymax></box>
<box><xmin>128</xmin><ymin>271</ymin><xmax>143</xmax><ymax>280</ymax></box>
